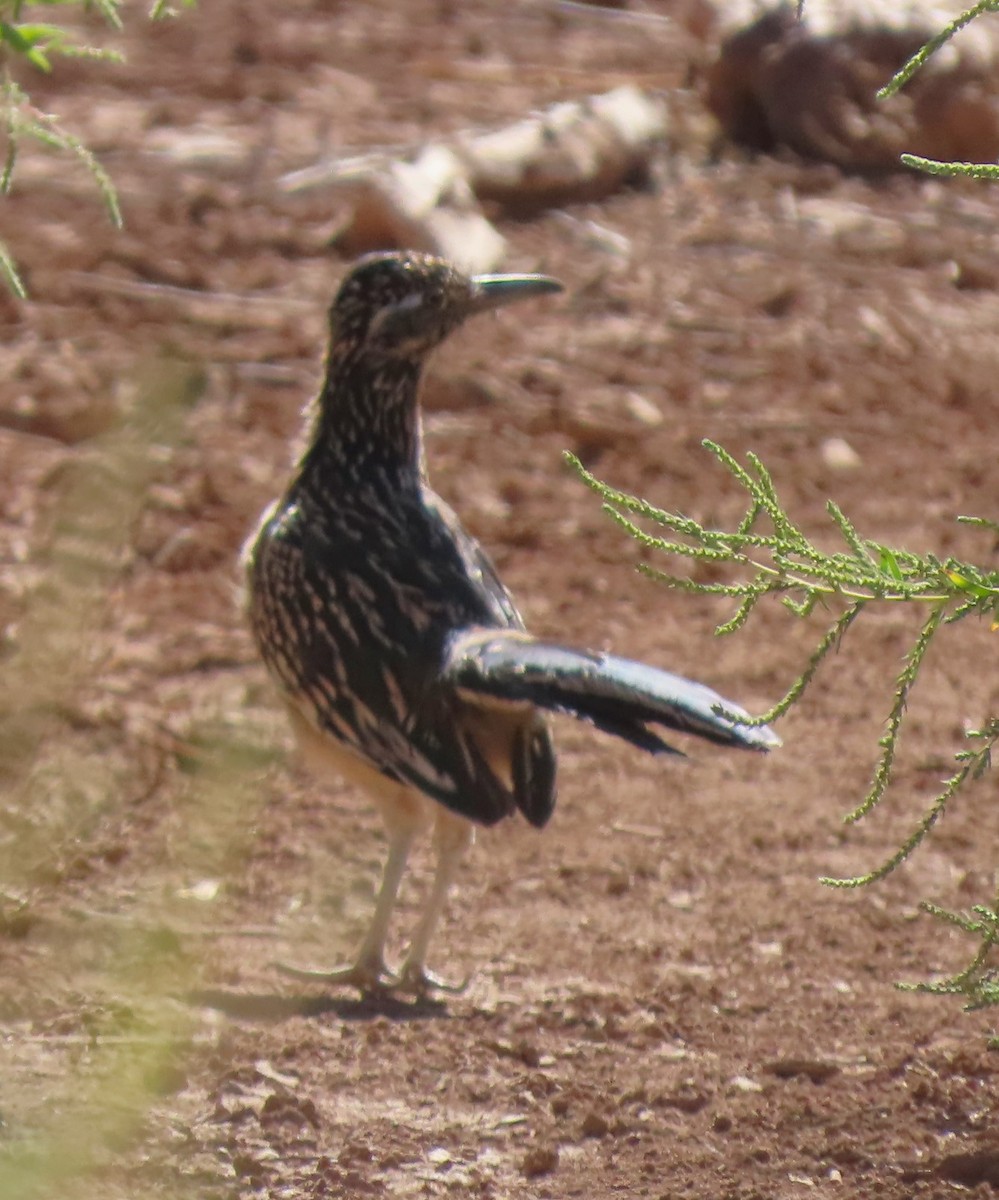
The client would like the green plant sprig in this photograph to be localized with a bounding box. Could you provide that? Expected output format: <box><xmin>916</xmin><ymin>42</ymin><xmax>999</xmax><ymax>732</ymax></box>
<box><xmin>3</xmin><ymin>78</ymin><xmax>121</xmax><ymax>216</ymax></box>
<box><xmin>901</xmin><ymin>154</ymin><xmax>999</xmax><ymax>181</ymax></box>
<box><xmin>898</xmin><ymin>867</ymin><xmax>999</xmax><ymax>1016</ymax></box>
<box><xmin>569</xmin><ymin>442</ymin><xmax>999</xmax><ymax>1011</ymax></box>
<box><xmin>877</xmin><ymin>0</ymin><xmax>999</xmax><ymax>100</ymax></box>
<box><xmin>0</xmin><ymin>0</ymin><xmax>194</xmax><ymax>296</ymax></box>
<box><xmin>570</xmin><ymin>441</ymin><xmax>968</xmax><ymax>615</ymax></box>
<box><xmin>872</xmin><ymin>0</ymin><xmax>999</xmax><ymax>180</ymax></box>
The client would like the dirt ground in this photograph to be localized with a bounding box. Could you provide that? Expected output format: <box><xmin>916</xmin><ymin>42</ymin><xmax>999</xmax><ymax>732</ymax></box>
<box><xmin>3</xmin><ymin>2</ymin><xmax>999</xmax><ymax>1197</ymax></box>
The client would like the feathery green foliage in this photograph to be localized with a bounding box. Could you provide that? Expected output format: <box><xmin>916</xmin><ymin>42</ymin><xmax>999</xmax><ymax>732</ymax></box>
<box><xmin>899</xmin><ymin>153</ymin><xmax>999</xmax><ymax>181</ymax></box>
<box><xmin>0</xmin><ymin>0</ymin><xmax>194</xmax><ymax>296</ymax></box>
<box><xmin>875</xmin><ymin>0</ymin><xmax>999</xmax><ymax>179</ymax></box>
<box><xmin>569</xmin><ymin>443</ymin><xmax>999</xmax><ymax>1011</ymax></box>
<box><xmin>0</xmin><ymin>360</ymin><xmax>280</xmax><ymax>1199</ymax></box>
<box><xmin>877</xmin><ymin>0</ymin><xmax>999</xmax><ymax>100</ymax></box>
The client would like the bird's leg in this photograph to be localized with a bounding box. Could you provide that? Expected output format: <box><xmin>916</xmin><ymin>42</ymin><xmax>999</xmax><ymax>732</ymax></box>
<box><xmin>275</xmin><ymin>822</ymin><xmax>416</xmax><ymax>992</ymax></box>
<box><xmin>396</xmin><ymin>811</ymin><xmax>474</xmax><ymax>995</ymax></box>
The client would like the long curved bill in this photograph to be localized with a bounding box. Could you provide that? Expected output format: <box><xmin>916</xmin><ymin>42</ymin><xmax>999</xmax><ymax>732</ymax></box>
<box><xmin>469</xmin><ymin>272</ymin><xmax>564</xmax><ymax>313</ymax></box>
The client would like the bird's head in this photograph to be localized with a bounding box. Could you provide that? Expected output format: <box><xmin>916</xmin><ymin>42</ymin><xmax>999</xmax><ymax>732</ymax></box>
<box><xmin>327</xmin><ymin>251</ymin><xmax>563</xmax><ymax>364</ymax></box>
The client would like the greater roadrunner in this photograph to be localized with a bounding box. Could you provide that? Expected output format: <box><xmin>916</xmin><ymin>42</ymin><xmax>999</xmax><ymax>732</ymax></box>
<box><xmin>245</xmin><ymin>251</ymin><xmax>779</xmax><ymax>995</ymax></box>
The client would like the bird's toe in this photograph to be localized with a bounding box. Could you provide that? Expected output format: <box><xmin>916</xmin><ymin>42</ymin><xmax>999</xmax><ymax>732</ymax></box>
<box><xmin>272</xmin><ymin>956</ymin><xmax>396</xmax><ymax>994</ymax></box>
<box><xmin>395</xmin><ymin>960</ymin><xmax>471</xmax><ymax>996</ymax></box>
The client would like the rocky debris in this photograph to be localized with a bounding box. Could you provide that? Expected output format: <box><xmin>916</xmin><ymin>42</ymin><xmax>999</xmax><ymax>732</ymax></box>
<box><xmin>285</xmin><ymin>86</ymin><xmax>667</xmax><ymax>272</ymax></box>
<box><xmin>707</xmin><ymin>2</ymin><xmax>999</xmax><ymax>170</ymax></box>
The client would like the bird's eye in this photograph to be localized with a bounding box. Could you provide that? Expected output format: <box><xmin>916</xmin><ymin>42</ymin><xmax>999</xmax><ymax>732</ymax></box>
<box><xmin>367</xmin><ymin>291</ymin><xmax>433</xmax><ymax>349</ymax></box>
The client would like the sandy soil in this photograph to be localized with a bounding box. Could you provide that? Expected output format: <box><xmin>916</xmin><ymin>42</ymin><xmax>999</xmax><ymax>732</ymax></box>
<box><xmin>2</xmin><ymin>2</ymin><xmax>999</xmax><ymax>1197</ymax></box>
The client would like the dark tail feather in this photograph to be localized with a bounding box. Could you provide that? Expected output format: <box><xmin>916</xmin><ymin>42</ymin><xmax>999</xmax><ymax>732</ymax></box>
<box><xmin>445</xmin><ymin>631</ymin><xmax>781</xmax><ymax>755</ymax></box>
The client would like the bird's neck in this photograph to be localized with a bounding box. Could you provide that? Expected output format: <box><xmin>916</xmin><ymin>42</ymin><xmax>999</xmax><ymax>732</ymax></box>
<box><xmin>299</xmin><ymin>354</ymin><xmax>425</xmax><ymax>485</ymax></box>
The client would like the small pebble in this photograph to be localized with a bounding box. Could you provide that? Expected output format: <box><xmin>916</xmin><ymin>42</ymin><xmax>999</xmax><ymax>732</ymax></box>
<box><xmin>820</xmin><ymin>436</ymin><xmax>861</xmax><ymax>470</ymax></box>
<box><xmin>729</xmin><ymin>1074</ymin><xmax>763</xmax><ymax>1093</ymax></box>
<box><xmin>522</xmin><ymin>1143</ymin><xmax>559</xmax><ymax>1178</ymax></box>
<box><xmin>623</xmin><ymin>391</ymin><xmax>663</xmax><ymax>427</ymax></box>
<box><xmin>581</xmin><ymin>1110</ymin><xmax>610</xmax><ymax>1138</ymax></box>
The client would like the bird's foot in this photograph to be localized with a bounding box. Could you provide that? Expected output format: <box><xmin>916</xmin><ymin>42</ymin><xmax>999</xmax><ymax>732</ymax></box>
<box><xmin>272</xmin><ymin>955</ymin><xmax>396</xmax><ymax>994</ymax></box>
<box><xmin>395</xmin><ymin>960</ymin><xmax>471</xmax><ymax>996</ymax></box>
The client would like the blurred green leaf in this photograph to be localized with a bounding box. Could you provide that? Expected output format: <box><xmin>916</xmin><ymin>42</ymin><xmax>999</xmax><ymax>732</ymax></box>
<box><xmin>0</xmin><ymin>0</ymin><xmax>189</xmax><ymax>292</ymax></box>
<box><xmin>0</xmin><ymin>238</ymin><xmax>25</xmax><ymax>296</ymax></box>
<box><xmin>878</xmin><ymin>546</ymin><xmax>903</xmax><ymax>582</ymax></box>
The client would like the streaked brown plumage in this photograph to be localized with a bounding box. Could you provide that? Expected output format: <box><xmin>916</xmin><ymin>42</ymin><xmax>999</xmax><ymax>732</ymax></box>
<box><xmin>245</xmin><ymin>250</ymin><xmax>778</xmax><ymax>995</ymax></box>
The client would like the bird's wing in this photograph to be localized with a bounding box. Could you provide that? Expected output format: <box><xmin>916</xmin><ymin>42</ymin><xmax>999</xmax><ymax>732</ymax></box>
<box><xmin>443</xmin><ymin>629</ymin><xmax>781</xmax><ymax>754</ymax></box>
<box><xmin>420</xmin><ymin>488</ymin><xmax>524</xmax><ymax>631</ymax></box>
